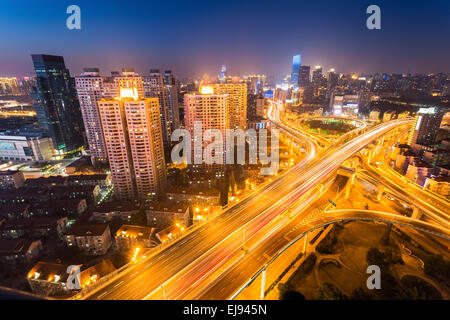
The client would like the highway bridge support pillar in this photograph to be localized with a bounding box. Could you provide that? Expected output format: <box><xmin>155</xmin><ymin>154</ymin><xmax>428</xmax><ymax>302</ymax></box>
<box><xmin>302</xmin><ymin>232</ymin><xmax>309</xmax><ymax>254</ymax></box>
<box><xmin>377</xmin><ymin>185</ymin><xmax>384</xmax><ymax>201</ymax></box>
<box><xmin>260</xmin><ymin>266</ymin><xmax>267</xmax><ymax>300</ymax></box>
<box><xmin>412</xmin><ymin>207</ymin><xmax>422</xmax><ymax>220</ymax></box>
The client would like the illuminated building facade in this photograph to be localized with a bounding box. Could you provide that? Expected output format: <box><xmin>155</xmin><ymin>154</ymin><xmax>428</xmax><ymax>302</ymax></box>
<box><xmin>184</xmin><ymin>86</ymin><xmax>229</xmax><ymax>172</ymax></box>
<box><xmin>408</xmin><ymin>107</ymin><xmax>444</xmax><ymax>147</ymax></box>
<box><xmin>98</xmin><ymin>80</ymin><xmax>166</xmax><ymax>200</ymax></box>
<box><xmin>31</xmin><ymin>54</ymin><xmax>84</xmax><ymax>151</ymax></box>
<box><xmin>291</xmin><ymin>54</ymin><xmax>301</xmax><ymax>86</ymax></box>
<box><xmin>212</xmin><ymin>82</ymin><xmax>247</xmax><ymax>130</ymax></box>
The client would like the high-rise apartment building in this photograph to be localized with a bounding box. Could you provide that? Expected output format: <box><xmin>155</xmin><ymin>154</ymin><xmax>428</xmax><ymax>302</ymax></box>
<box><xmin>76</xmin><ymin>68</ymin><xmax>147</xmax><ymax>165</ymax></box>
<box><xmin>98</xmin><ymin>80</ymin><xmax>166</xmax><ymax>200</ymax></box>
<box><xmin>164</xmin><ymin>71</ymin><xmax>180</xmax><ymax>133</ymax></box>
<box><xmin>31</xmin><ymin>54</ymin><xmax>84</xmax><ymax>151</ymax></box>
<box><xmin>212</xmin><ymin>82</ymin><xmax>247</xmax><ymax>130</ymax></box>
<box><xmin>184</xmin><ymin>86</ymin><xmax>229</xmax><ymax>171</ymax></box>
<box><xmin>75</xmin><ymin>68</ymin><xmax>108</xmax><ymax>165</ymax></box>
<box><xmin>408</xmin><ymin>107</ymin><xmax>444</xmax><ymax>147</ymax></box>
<box><xmin>144</xmin><ymin>70</ymin><xmax>171</xmax><ymax>150</ymax></box>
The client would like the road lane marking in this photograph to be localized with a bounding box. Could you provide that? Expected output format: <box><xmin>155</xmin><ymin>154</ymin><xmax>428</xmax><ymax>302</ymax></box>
<box><xmin>113</xmin><ymin>280</ymin><xmax>124</xmax><ymax>288</ymax></box>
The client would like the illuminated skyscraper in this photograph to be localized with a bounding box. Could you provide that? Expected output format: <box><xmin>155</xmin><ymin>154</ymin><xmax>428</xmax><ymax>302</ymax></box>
<box><xmin>98</xmin><ymin>80</ymin><xmax>166</xmax><ymax>200</ymax></box>
<box><xmin>298</xmin><ymin>65</ymin><xmax>311</xmax><ymax>88</ymax></box>
<box><xmin>408</xmin><ymin>107</ymin><xmax>444</xmax><ymax>147</ymax></box>
<box><xmin>31</xmin><ymin>54</ymin><xmax>84</xmax><ymax>151</ymax></box>
<box><xmin>75</xmin><ymin>68</ymin><xmax>108</xmax><ymax>165</ymax></box>
<box><xmin>144</xmin><ymin>70</ymin><xmax>171</xmax><ymax>150</ymax></box>
<box><xmin>291</xmin><ymin>55</ymin><xmax>301</xmax><ymax>86</ymax></box>
<box><xmin>76</xmin><ymin>68</ymin><xmax>144</xmax><ymax>165</ymax></box>
<box><xmin>184</xmin><ymin>86</ymin><xmax>229</xmax><ymax>172</ymax></box>
<box><xmin>164</xmin><ymin>70</ymin><xmax>180</xmax><ymax>136</ymax></box>
<box><xmin>212</xmin><ymin>82</ymin><xmax>247</xmax><ymax>130</ymax></box>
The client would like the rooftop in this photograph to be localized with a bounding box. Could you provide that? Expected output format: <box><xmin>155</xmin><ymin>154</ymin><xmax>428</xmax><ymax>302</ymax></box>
<box><xmin>0</xmin><ymin>238</ymin><xmax>39</xmax><ymax>256</ymax></box>
<box><xmin>166</xmin><ymin>186</ymin><xmax>220</xmax><ymax>197</ymax></box>
<box><xmin>146</xmin><ymin>201</ymin><xmax>188</xmax><ymax>213</ymax></box>
<box><xmin>27</xmin><ymin>261</ymin><xmax>69</xmax><ymax>283</ymax></box>
<box><xmin>93</xmin><ymin>200</ymin><xmax>140</xmax><ymax>213</ymax></box>
<box><xmin>66</xmin><ymin>223</ymin><xmax>109</xmax><ymax>237</ymax></box>
<box><xmin>115</xmin><ymin>224</ymin><xmax>155</xmax><ymax>240</ymax></box>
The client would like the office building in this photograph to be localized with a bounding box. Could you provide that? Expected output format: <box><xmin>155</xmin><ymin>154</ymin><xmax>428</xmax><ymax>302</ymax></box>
<box><xmin>164</xmin><ymin>70</ymin><xmax>180</xmax><ymax>133</ymax></box>
<box><xmin>0</xmin><ymin>133</ymin><xmax>55</xmax><ymax>162</ymax></box>
<box><xmin>298</xmin><ymin>66</ymin><xmax>311</xmax><ymax>88</ymax></box>
<box><xmin>408</xmin><ymin>107</ymin><xmax>444</xmax><ymax>147</ymax></box>
<box><xmin>98</xmin><ymin>80</ymin><xmax>166</xmax><ymax>200</ymax></box>
<box><xmin>291</xmin><ymin>55</ymin><xmax>301</xmax><ymax>86</ymax></box>
<box><xmin>31</xmin><ymin>54</ymin><xmax>84</xmax><ymax>151</ymax></box>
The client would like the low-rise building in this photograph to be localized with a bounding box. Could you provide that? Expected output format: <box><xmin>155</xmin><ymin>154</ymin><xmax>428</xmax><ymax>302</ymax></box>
<box><xmin>383</xmin><ymin>110</ymin><xmax>396</xmax><ymax>122</ymax></box>
<box><xmin>0</xmin><ymin>134</ymin><xmax>55</xmax><ymax>162</ymax></box>
<box><xmin>66</xmin><ymin>174</ymin><xmax>111</xmax><ymax>188</ymax></box>
<box><xmin>65</xmin><ymin>223</ymin><xmax>112</xmax><ymax>255</ymax></box>
<box><xmin>406</xmin><ymin>161</ymin><xmax>434</xmax><ymax>186</ymax></box>
<box><xmin>0</xmin><ymin>188</ymin><xmax>48</xmax><ymax>204</ymax></box>
<box><xmin>114</xmin><ymin>224</ymin><xmax>156</xmax><ymax>250</ymax></box>
<box><xmin>0</xmin><ymin>216</ymin><xmax>68</xmax><ymax>239</ymax></box>
<box><xmin>29</xmin><ymin>199</ymin><xmax>87</xmax><ymax>217</ymax></box>
<box><xmin>91</xmin><ymin>200</ymin><xmax>140</xmax><ymax>223</ymax></box>
<box><xmin>424</xmin><ymin>176</ymin><xmax>450</xmax><ymax>197</ymax></box>
<box><xmin>0</xmin><ymin>203</ymin><xmax>30</xmax><ymax>219</ymax></box>
<box><xmin>26</xmin><ymin>261</ymin><xmax>70</xmax><ymax>297</ymax></box>
<box><xmin>27</xmin><ymin>259</ymin><xmax>116</xmax><ymax>297</ymax></box>
<box><xmin>0</xmin><ymin>239</ymin><xmax>42</xmax><ymax>264</ymax></box>
<box><xmin>146</xmin><ymin>201</ymin><xmax>190</xmax><ymax>228</ymax></box>
<box><xmin>166</xmin><ymin>186</ymin><xmax>220</xmax><ymax>207</ymax></box>
<box><xmin>395</xmin><ymin>150</ymin><xmax>417</xmax><ymax>173</ymax></box>
<box><xmin>0</xmin><ymin>170</ymin><xmax>25</xmax><ymax>190</ymax></box>
<box><xmin>49</xmin><ymin>185</ymin><xmax>100</xmax><ymax>204</ymax></box>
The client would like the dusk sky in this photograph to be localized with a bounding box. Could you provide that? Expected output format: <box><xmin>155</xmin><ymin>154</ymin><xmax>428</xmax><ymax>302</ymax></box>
<box><xmin>0</xmin><ymin>0</ymin><xmax>449</xmax><ymax>80</ymax></box>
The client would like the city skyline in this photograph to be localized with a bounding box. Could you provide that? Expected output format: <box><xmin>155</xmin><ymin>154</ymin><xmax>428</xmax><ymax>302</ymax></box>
<box><xmin>1</xmin><ymin>0</ymin><xmax>449</xmax><ymax>79</ymax></box>
<box><xmin>0</xmin><ymin>0</ymin><xmax>449</xmax><ymax>306</ymax></box>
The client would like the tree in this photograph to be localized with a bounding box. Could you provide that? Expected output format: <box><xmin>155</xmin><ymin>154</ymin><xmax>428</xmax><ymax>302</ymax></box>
<box><xmin>366</xmin><ymin>247</ymin><xmax>388</xmax><ymax>269</ymax></box>
<box><xmin>351</xmin><ymin>287</ymin><xmax>372</xmax><ymax>300</ymax></box>
<box><xmin>423</xmin><ymin>254</ymin><xmax>450</xmax><ymax>281</ymax></box>
<box><xmin>317</xmin><ymin>282</ymin><xmax>346</xmax><ymax>300</ymax></box>
<box><xmin>281</xmin><ymin>290</ymin><xmax>306</xmax><ymax>300</ymax></box>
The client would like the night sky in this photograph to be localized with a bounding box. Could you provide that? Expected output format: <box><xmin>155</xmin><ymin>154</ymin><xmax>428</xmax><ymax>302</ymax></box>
<box><xmin>0</xmin><ymin>0</ymin><xmax>449</xmax><ymax>80</ymax></box>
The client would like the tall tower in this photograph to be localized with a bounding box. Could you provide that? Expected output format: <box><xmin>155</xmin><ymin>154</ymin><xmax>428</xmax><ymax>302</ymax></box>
<box><xmin>212</xmin><ymin>82</ymin><xmax>247</xmax><ymax>130</ymax></box>
<box><xmin>75</xmin><ymin>68</ymin><xmax>108</xmax><ymax>165</ymax></box>
<box><xmin>298</xmin><ymin>66</ymin><xmax>311</xmax><ymax>89</ymax></box>
<box><xmin>144</xmin><ymin>69</ymin><xmax>172</xmax><ymax>151</ymax></box>
<box><xmin>184</xmin><ymin>86</ymin><xmax>229</xmax><ymax>172</ymax></box>
<box><xmin>164</xmin><ymin>71</ymin><xmax>180</xmax><ymax>137</ymax></box>
<box><xmin>291</xmin><ymin>55</ymin><xmax>301</xmax><ymax>87</ymax></box>
<box><xmin>31</xmin><ymin>54</ymin><xmax>84</xmax><ymax>151</ymax></box>
<box><xmin>408</xmin><ymin>107</ymin><xmax>444</xmax><ymax>147</ymax></box>
<box><xmin>76</xmin><ymin>68</ymin><xmax>145</xmax><ymax>165</ymax></box>
<box><xmin>98</xmin><ymin>80</ymin><xmax>166</xmax><ymax>200</ymax></box>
